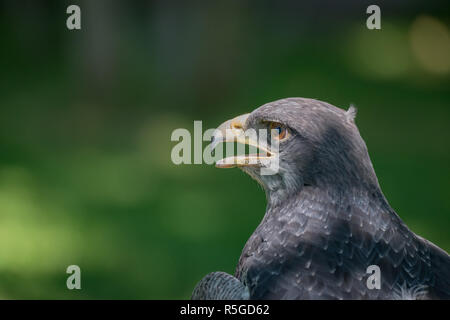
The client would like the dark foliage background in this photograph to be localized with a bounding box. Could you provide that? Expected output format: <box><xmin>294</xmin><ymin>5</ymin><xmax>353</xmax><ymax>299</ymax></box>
<box><xmin>0</xmin><ymin>0</ymin><xmax>449</xmax><ymax>298</ymax></box>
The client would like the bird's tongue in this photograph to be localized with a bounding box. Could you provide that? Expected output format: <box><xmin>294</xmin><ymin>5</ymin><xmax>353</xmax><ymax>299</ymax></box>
<box><xmin>214</xmin><ymin>141</ymin><xmax>272</xmax><ymax>168</ymax></box>
<box><xmin>216</xmin><ymin>155</ymin><xmax>267</xmax><ymax>168</ymax></box>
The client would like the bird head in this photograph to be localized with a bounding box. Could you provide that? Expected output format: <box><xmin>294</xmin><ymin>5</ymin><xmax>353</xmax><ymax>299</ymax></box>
<box><xmin>211</xmin><ymin>98</ymin><xmax>379</xmax><ymax>206</ymax></box>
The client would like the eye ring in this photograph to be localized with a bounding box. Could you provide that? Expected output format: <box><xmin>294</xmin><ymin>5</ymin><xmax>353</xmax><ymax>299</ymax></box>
<box><xmin>269</xmin><ymin>122</ymin><xmax>289</xmax><ymax>140</ymax></box>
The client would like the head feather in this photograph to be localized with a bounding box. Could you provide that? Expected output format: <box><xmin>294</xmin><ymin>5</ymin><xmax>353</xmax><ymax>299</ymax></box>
<box><xmin>346</xmin><ymin>104</ymin><xmax>357</xmax><ymax>122</ymax></box>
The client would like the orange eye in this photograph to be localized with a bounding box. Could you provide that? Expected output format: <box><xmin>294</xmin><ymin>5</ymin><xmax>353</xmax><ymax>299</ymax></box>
<box><xmin>269</xmin><ymin>122</ymin><xmax>288</xmax><ymax>140</ymax></box>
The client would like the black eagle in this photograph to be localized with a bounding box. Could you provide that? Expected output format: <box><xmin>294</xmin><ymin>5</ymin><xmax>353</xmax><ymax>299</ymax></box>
<box><xmin>192</xmin><ymin>98</ymin><xmax>450</xmax><ymax>300</ymax></box>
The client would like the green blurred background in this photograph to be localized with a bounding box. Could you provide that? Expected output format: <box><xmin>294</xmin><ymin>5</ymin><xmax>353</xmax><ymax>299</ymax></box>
<box><xmin>0</xmin><ymin>0</ymin><xmax>449</xmax><ymax>299</ymax></box>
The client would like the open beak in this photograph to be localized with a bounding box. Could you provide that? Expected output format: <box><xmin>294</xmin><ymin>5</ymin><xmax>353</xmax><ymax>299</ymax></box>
<box><xmin>211</xmin><ymin>113</ymin><xmax>275</xmax><ymax>168</ymax></box>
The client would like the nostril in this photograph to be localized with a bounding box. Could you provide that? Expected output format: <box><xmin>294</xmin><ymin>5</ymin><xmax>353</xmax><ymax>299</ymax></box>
<box><xmin>231</xmin><ymin>121</ymin><xmax>243</xmax><ymax>129</ymax></box>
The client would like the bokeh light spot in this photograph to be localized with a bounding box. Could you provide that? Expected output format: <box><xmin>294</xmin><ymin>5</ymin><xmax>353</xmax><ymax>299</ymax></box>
<box><xmin>409</xmin><ymin>15</ymin><xmax>450</xmax><ymax>75</ymax></box>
